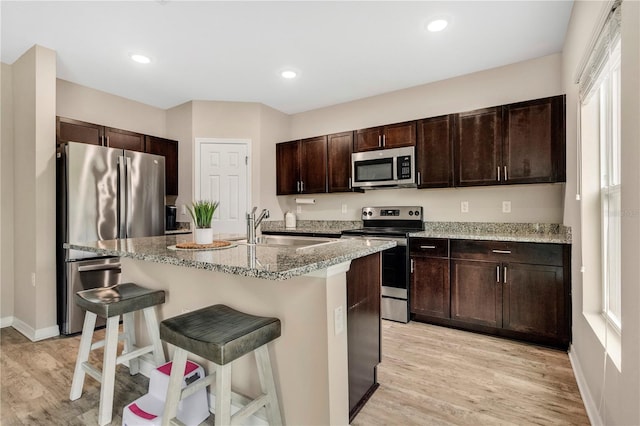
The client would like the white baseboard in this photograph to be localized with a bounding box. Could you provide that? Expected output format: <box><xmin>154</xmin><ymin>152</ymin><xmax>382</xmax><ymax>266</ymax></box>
<box><xmin>0</xmin><ymin>316</ymin><xmax>14</xmax><ymax>328</ymax></box>
<box><xmin>10</xmin><ymin>318</ymin><xmax>60</xmax><ymax>342</ymax></box>
<box><xmin>568</xmin><ymin>344</ymin><xmax>602</xmax><ymax>425</ymax></box>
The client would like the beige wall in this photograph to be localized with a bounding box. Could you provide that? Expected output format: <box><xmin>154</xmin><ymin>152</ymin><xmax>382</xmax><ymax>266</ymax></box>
<box><xmin>1</xmin><ymin>62</ymin><xmax>15</xmax><ymax>324</ymax></box>
<box><xmin>10</xmin><ymin>45</ymin><xmax>58</xmax><ymax>340</ymax></box>
<box><xmin>563</xmin><ymin>1</ymin><xmax>640</xmax><ymax>425</ymax></box>
<box><xmin>165</xmin><ymin>101</ymin><xmax>193</xmax><ymax>211</ymax></box>
<box><xmin>56</xmin><ymin>79</ymin><xmax>166</xmax><ymax>137</ymax></box>
<box><xmin>273</xmin><ymin>54</ymin><xmax>565</xmax><ymax>223</ymax></box>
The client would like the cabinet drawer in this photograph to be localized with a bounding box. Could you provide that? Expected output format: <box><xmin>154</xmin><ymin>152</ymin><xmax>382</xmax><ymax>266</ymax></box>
<box><xmin>450</xmin><ymin>240</ymin><xmax>563</xmax><ymax>266</ymax></box>
<box><xmin>410</xmin><ymin>238</ymin><xmax>449</xmax><ymax>258</ymax></box>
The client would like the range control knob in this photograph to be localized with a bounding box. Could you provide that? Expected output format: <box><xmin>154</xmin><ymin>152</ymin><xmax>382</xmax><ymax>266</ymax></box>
<box><xmin>409</xmin><ymin>211</ymin><xmax>414</xmax><ymax>216</ymax></box>
<box><xmin>368</xmin><ymin>211</ymin><xmax>373</xmax><ymax>216</ymax></box>
<box><xmin>414</xmin><ymin>210</ymin><xmax>420</xmax><ymax>216</ymax></box>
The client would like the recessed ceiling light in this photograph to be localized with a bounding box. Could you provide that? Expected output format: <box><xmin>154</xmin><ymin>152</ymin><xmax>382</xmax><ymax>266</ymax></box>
<box><xmin>281</xmin><ymin>70</ymin><xmax>297</xmax><ymax>79</ymax></box>
<box><xmin>130</xmin><ymin>53</ymin><xmax>151</xmax><ymax>64</ymax></box>
<box><xmin>427</xmin><ymin>19</ymin><xmax>448</xmax><ymax>32</ymax></box>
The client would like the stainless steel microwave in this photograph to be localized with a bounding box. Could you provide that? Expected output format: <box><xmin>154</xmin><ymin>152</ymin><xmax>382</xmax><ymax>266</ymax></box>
<box><xmin>351</xmin><ymin>146</ymin><xmax>416</xmax><ymax>189</ymax></box>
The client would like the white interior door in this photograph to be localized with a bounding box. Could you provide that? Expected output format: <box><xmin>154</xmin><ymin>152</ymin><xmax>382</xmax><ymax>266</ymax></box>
<box><xmin>197</xmin><ymin>140</ymin><xmax>250</xmax><ymax>235</ymax></box>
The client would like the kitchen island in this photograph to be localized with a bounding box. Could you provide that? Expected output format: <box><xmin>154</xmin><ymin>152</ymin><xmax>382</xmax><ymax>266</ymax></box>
<box><xmin>66</xmin><ymin>234</ymin><xmax>394</xmax><ymax>425</ymax></box>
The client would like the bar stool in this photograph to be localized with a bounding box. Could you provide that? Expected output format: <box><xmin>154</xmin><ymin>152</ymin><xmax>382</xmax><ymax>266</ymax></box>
<box><xmin>70</xmin><ymin>283</ymin><xmax>166</xmax><ymax>426</ymax></box>
<box><xmin>159</xmin><ymin>304</ymin><xmax>283</xmax><ymax>426</ymax></box>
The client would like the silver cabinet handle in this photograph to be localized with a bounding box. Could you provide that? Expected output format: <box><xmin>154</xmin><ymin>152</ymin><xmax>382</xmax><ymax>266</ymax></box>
<box><xmin>417</xmin><ymin>171</ymin><xmax>422</xmax><ymax>185</ymax></box>
<box><xmin>348</xmin><ymin>177</ymin><xmax>352</xmax><ymax>189</ymax></box>
<box><xmin>504</xmin><ymin>166</ymin><xmax>508</xmax><ymax>181</ymax></box>
<box><xmin>497</xmin><ymin>266</ymin><xmax>500</xmax><ymax>283</ymax></box>
<box><xmin>382</xmin><ymin>134</ymin><xmax>386</xmax><ymax>147</ymax></box>
<box><xmin>78</xmin><ymin>264</ymin><xmax>122</xmax><ymax>272</ymax></box>
<box><xmin>297</xmin><ymin>181</ymin><xmax>300</xmax><ymax>192</ymax></box>
<box><xmin>504</xmin><ymin>266</ymin><xmax>507</xmax><ymax>283</ymax></box>
<box><xmin>378</xmin><ymin>135</ymin><xmax>382</xmax><ymax>147</ymax></box>
<box><xmin>410</xmin><ymin>258</ymin><xmax>415</xmax><ymax>273</ymax></box>
<box><xmin>420</xmin><ymin>245</ymin><xmax>436</xmax><ymax>249</ymax></box>
<box><xmin>492</xmin><ymin>249</ymin><xmax>511</xmax><ymax>254</ymax></box>
<box><xmin>497</xmin><ymin>166</ymin><xmax>501</xmax><ymax>181</ymax></box>
<box><xmin>301</xmin><ymin>180</ymin><xmax>305</xmax><ymax>192</ymax></box>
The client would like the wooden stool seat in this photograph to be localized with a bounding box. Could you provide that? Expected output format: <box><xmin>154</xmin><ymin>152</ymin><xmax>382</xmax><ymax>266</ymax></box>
<box><xmin>159</xmin><ymin>304</ymin><xmax>283</xmax><ymax>426</ymax></box>
<box><xmin>70</xmin><ymin>283</ymin><xmax>166</xmax><ymax>426</ymax></box>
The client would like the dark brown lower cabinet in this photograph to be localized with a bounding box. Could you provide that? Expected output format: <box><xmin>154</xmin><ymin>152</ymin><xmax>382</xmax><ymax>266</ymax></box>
<box><xmin>411</xmin><ymin>238</ymin><xmax>571</xmax><ymax>349</ymax></box>
<box><xmin>346</xmin><ymin>252</ymin><xmax>381</xmax><ymax>421</ymax></box>
<box><xmin>410</xmin><ymin>238</ymin><xmax>450</xmax><ymax>318</ymax></box>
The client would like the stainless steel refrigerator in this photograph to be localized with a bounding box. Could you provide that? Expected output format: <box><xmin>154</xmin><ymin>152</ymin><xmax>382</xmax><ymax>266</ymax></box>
<box><xmin>57</xmin><ymin>142</ymin><xmax>165</xmax><ymax>334</ymax></box>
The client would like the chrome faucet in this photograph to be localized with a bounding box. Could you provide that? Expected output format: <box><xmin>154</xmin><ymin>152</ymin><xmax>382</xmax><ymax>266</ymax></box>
<box><xmin>246</xmin><ymin>207</ymin><xmax>270</xmax><ymax>244</ymax></box>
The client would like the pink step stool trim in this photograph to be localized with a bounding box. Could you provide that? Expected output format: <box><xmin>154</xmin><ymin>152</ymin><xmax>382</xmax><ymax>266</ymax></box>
<box><xmin>157</xmin><ymin>360</ymin><xmax>199</xmax><ymax>377</ymax></box>
<box><xmin>128</xmin><ymin>403</ymin><xmax>157</xmax><ymax>420</ymax></box>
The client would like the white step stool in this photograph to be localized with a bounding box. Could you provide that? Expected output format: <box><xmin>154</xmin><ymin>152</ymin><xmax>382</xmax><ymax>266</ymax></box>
<box><xmin>123</xmin><ymin>360</ymin><xmax>209</xmax><ymax>426</ymax></box>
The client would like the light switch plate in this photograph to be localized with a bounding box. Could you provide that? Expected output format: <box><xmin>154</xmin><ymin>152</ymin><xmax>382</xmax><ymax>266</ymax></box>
<box><xmin>341</xmin><ymin>204</ymin><xmax>347</xmax><ymax>214</ymax></box>
<box><xmin>461</xmin><ymin>201</ymin><xmax>469</xmax><ymax>213</ymax></box>
<box><xmin>296</xmin><ymin>205</ymin><xmax>302</xmax><ymax>214</ymax></box>
<box><xmin>502</xmin><ymin>201</ymin><xmax>512</xmax><ymax>213</ymax></box>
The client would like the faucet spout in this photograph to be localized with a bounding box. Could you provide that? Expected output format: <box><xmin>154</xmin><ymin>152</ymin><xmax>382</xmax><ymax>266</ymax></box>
<box><xmin>246</xmin><ymin>207</ymin><xmax>269</xmax><ymax>244</ymax></box>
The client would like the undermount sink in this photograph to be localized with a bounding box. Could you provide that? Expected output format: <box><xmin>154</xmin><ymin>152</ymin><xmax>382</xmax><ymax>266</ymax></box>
<box><xmin>236</xmin><ymin>235</ymin><xmax>339</xmax><ymax>248</ymax></box>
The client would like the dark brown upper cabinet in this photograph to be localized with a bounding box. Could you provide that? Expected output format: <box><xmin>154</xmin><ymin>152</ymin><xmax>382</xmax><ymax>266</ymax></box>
<box><xmin>503</xmin><ymin>96</ymin><xmax>566</xmax><ymax>184</ymax></box>
<box><xmin>354</xmin><ymin>121</ymin><xmax>416</xmax><ymax>152</ymax></box>
<box><xmin>57</xmin><ymin>117</ymin><xmax>104</xmax><ymax>146</ymax></box>
<box><xmin>454</xmin><ymin>107</ymin><xmax>503</xmax><ymax>187</ymax></box>
<box><xmin>454</xmin><ymin>95</ymin><xmax>565</xmax><ymax>187</ymax></box>
<box><xmin>276</xmin><ymin>136</ymin><xmax>328</xmax><ymax>195</ymax></box>
<box><xmin>416</xmin><ymin>115</ymin><xmax>454</xmax><ymax>188</ymax></box>
<box><xmin>104</xmin><ymin>127</ymin><xmax>145</xmax><ymax>152</ymax></box>
<box><xmin>327</xmin><ymin>131</ymin><xmax>354</xmax><ymax>192</ymax></box>
<box><xmin>145</xmin><ymin>136</ymin><xmax>179</xmax><ymax>196</ymax></box>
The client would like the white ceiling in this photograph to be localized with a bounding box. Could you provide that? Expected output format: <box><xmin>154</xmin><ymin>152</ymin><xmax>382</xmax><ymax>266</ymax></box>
<box><xmin>1</xmin><ymin>1</ymin><xmax>573</xmax><ymax>115</ymax></box>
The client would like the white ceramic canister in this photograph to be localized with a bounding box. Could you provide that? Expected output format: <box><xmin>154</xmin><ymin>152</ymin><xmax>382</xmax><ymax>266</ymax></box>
<box><xmin>284</xmin><ymin>211</ymin><xmax>297</xmax><ymax>229</ymax></box>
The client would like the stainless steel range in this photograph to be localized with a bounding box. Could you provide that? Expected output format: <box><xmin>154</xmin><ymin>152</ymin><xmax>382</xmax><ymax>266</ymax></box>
<box><xmin>342</xmin><ymin>206</ymin><xmax>424</xmax><ymax>323</ymax></box>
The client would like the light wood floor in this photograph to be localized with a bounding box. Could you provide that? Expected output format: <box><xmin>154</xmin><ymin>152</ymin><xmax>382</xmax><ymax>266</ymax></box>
<box><xmin>1</xmin><ymin>322</ymin><xmax>589</xmax><ymax>425</ymax></box>
<box><xmin>353</xmin><ymin>320</ymin><xmax>590</xmax><ymax>426</ymax></box>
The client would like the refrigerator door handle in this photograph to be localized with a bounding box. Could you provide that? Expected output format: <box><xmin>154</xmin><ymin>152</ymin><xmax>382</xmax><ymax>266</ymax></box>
<box><xmin>118</xmin><ymin>155</ymin><xmax>127</xmax><ymax>238</ymax></box>
<box><xmin>77</xmin><ymin>263</ymin><xmax>122</xmax><ymax>272</ymax></box>
<box><xmin>126</xmin><ymin>156</ymin><xmax>133</xmax><ymax>238</ymax></box>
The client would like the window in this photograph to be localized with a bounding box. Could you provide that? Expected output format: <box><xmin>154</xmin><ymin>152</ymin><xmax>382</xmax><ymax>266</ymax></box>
<box><xmin>599</xmin><ymin>40</ymin><xmax>621</xmax><ymax>330</ymax></box>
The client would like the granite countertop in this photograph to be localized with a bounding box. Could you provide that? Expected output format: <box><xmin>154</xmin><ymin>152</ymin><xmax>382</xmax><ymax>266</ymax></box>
<box><xmin>261</xmin><ymin>220</ymin><xmax>362</xmax><ymax>236</ymax></box>
<box><xmin>410</xmin><ymin>222</ymin><xmax>572</xmax><ymax>244</ymax></box>
<box><xmin>65</xmin><ymin>234</ymin><xmax>395</xmax><ymax>281</ymax></box>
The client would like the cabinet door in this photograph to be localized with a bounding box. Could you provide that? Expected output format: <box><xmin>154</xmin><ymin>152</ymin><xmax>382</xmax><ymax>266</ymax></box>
<box><xmin>451</xmin><ymin>259</ymin><xmax>502</xmax><ymax>327</ymax></box>
<box><xmin>57</xmin><ymin>117</ymin><xmax>103</xmax><ymax>146</ymax></box>
<box><xmin>502</xmin><ymin>262</ymin><xmax>566</xmax><ymax>340</ymax></box>
<box><xmin>503</xmin><ymin>95</ymin><xmax>565</xmax><ymax>184</ymax></box>
<box><xmin>276</xmin><ymin>141</ymin><xmax>300</xmax><ymax>195</ymax></box>
<box><xmin>416</xmin><ymin>115</ymin><xmax>453</xmax><ymax>188</ymax></box>
<box><xmin>327</xmin><ymin>131</ymin><xmax>354</xmax><ymax>192</ymax></box>
<box><xmin>346</xmin><ymin>253</ymin><xmax>381</xmax><ymax>416</ymax></box>
<box><xmin>383</xmin><ymin>121</ymin><xmax>416</xmax><ymax>149</ymax></box>
<box><xmin>455</xmin><ymin>107</ymin><xmax>502</xmax><ymax>186</ymax></box>
<box><xmin>300</xmin><ymin>136</ymin><xmax>328</xmax><ymax>194</ymax></box>
<box><xmin>105</xmin><ymin>127</ymin><xmax>145</xmax><ymax>152</ymax></box>
<box><xmin>411</xmin><ymin>257</ymin><xmax>450</xmax><ymax>318</ymax></box>
<box><xmin>354</xmin><ymin>127</ymin><xmax>382</xmax><ymax>152</ymax></box>
<box><xmin>146</xmin><ymin>136</ymin><xmax>179</xmax><ymax>196</ymax></box>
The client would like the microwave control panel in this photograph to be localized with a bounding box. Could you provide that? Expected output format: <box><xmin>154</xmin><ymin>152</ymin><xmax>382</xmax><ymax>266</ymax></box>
<box><xmin>397</xmin><ymin>155</ymin><xmax>412</xmax><ymax>179</ymax></box>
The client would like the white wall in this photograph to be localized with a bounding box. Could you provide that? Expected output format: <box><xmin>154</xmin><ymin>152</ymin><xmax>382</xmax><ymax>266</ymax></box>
<box><xmin>10</xmin><ymin>45</ymin><xmax>58</xmax><ymax>340</ymax></box>
<box><xmin>275</xmin><ymin>54</ymin><xmax>565</xmax><ymax>223</ymax></box>
<box><xmin>562</xmin><ymin>1</ymin><xmax>640</xmax><ymax>425</ymax></box>
<box><xmin>57</xmin><ymin>79</ymin><xmax>166</xmax><ymax>137</ymax></box>
<box><xmin>1</xmin><ymin>62</ymin><xmax>15</xmax><ymax>326</ymax></box>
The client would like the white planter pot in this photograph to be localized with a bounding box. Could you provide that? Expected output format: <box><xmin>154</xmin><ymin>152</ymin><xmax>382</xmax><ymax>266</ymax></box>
<box><xmin>194</xmin><ymin>228</ymin><xmax>214</xmax><ymax>245</ymax></box>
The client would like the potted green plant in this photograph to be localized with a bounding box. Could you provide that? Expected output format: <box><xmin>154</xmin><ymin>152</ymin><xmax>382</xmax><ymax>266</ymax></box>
<box><xmin>187</xmin><ymin>200</ymin><xmax>219</xmax><ymax>244</ymax></box>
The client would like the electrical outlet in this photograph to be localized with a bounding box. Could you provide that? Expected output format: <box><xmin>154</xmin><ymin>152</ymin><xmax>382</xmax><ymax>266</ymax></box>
<box><xmin>297</xmin><ymin>205</ymin><xmax>302</xmax><ymax>214</ymax></box>
<box><xmin>31</xmin><ymin>272</ymin><xmax>36</xmax><ymax>287</ymax></box>
<box><xmin>502</xmin><ymin>201</ymin><xmax>512</xmax><ymax>213</ymax></box>
<box><xmin>334</xmin><ymin>306</ymin><xmax>344</xmax><ymax>335</ymax></box>
<box><xmin>461</xmin><ymin>201</ymin><xmax>469</xmax><ymax>213</ymax></box>
<box><xmin>181</xmin><ymin>204</ymin><xmax>187</xmax><ymax>215</ymax></box>
<box><xmin>341</xmin><ymin>204</ymin><xmax>347</xmax><ymax>214</ymax></box>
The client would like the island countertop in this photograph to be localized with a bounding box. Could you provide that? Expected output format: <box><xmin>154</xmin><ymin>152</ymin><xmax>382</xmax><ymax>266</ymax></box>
<box><xmin>65</xmin><ymin>234</ymin><xmax>395</xmax><ymax>280</ymax></box>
